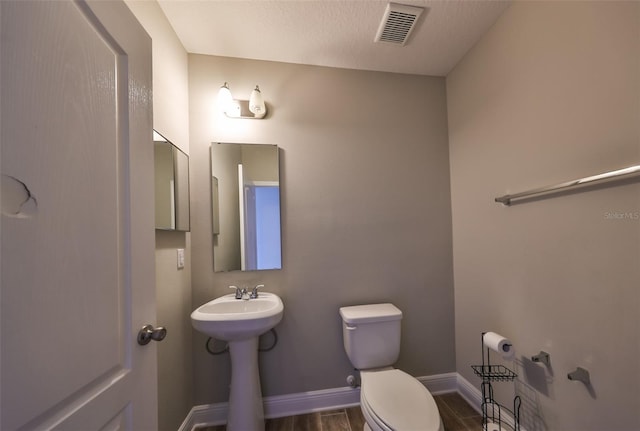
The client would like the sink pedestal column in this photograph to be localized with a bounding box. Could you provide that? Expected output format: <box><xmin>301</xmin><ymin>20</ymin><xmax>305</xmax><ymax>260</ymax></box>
<box><xmin>227</xmin><ymin>337</ymin><xmax>264</xmax><ymax>431</ymax></box>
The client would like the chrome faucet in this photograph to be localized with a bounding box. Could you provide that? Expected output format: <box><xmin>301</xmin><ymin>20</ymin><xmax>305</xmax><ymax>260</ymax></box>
<box><xmin>229</xmin><ymin>285</ymin><xmax>248</xmax><ymax>300</ymax></box>
<box><xmin>230</xmin><ymin>284</ymin><xmax>263</xmax><ymax>300</ymax></box>
<box><xmin>250</xmin><ymin>284</ymin><xmax>264</xmax><ymax>299</ymax></box>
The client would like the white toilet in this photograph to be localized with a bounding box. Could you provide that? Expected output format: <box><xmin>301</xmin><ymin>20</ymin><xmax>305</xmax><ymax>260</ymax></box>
<box><xmin>340</xmin><ymin>303</ymin><xmax>444</xmax><ymax>431</ymax></box>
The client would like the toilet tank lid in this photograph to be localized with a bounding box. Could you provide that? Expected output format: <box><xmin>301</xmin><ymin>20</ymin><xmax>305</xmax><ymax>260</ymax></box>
<box><xmin>339</xmin><ymin>303</ymin><xmax>402</xmax><ymax>324</ymax></box>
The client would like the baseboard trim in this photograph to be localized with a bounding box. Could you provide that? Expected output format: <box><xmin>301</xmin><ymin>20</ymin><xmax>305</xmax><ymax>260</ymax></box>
<box><xmin>456</xmin><ymin>373</ymin><xmax>482</xmax><ymax>414</ymax></box>
<box><xmin>265</xmin><ymin>385</ymin><xmax>361</xmax><ymax>418</ymax></box>
<box><xmin>419</xmin><ymin>371</ymin><xmax>458</xmax><ymax>395</ymax></box>
<box><xmin>180</xmin><ymin>372</ymin><xmax>460</xmax><ymax>431</ymax></box>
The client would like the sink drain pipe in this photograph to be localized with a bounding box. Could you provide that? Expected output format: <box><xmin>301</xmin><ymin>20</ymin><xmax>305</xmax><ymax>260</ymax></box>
<box><xmin>205</xmin><ymin>328</ymin><xmax>279</xmax><ymax>355</ymax></box>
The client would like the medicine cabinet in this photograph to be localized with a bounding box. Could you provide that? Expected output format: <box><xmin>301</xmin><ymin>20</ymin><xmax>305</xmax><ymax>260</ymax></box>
<box><xmin>154</xmin><ymin>130</ymin><xmax>190</xmax><ymax>231</ymax></box>
<box><xmin>210</xmin><ymin>142</ymin><xmax>281</xmax><ymax>272</ymax></box>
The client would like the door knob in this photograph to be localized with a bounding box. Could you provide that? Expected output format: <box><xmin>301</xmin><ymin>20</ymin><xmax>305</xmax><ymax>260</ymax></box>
<box><xmin>137</xmin><ymin>324</ymin><xmax>167</xmax><ymax>345</ymax></box>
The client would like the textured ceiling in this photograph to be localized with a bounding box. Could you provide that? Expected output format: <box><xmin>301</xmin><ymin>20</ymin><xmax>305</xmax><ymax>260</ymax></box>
<box><xmin>158</xmin><ymin>0</ymin><xmax>511</xmax><ymax>77</ymax></box>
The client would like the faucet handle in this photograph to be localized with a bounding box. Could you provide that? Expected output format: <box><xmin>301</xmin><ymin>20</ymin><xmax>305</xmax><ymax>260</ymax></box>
<box><xmin>229</xmin><ymin>285</ymin><xmax>243</xmax><ymax>299</ymax></box>
<box><xmin>250</xmin><ymin>284</ymin><xmax>264</xmax><ymax>299</ymax></box>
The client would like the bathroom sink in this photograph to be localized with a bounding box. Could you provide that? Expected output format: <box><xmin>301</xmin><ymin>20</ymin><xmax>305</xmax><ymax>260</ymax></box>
<box><xmin>192</xmin><ymin>292</ymin><xmax>284</xmax><ymax>430</ymax></box>
<box><xmin>191</xmin><ymin>292</ymin><xmax>283</xmax><ymax>341</ymax></box>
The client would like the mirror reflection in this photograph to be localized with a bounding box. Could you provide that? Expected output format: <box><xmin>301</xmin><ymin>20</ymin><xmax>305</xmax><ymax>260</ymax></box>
<box><xmin>211</xmin><ymin>143</ymin><xmax>282</xmax><ymax>272</ymax></box>
<box><xmin>154</xmin><ymin>130</ymin><xmax>190</xmax><ymax>231</ymax></box>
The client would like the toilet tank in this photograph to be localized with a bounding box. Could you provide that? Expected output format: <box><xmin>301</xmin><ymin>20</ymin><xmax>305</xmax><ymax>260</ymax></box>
<box><xmin>339</xmin><ymin>303</ymin><xmax>402</xmax><ymax>370</ymax></box>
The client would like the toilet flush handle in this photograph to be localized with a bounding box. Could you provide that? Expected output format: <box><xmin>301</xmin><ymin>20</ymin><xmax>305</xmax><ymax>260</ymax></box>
<box><xmin>345</xmin><ymin>324</ymin><xmax>357</xmax><ymax>331</ymax></box>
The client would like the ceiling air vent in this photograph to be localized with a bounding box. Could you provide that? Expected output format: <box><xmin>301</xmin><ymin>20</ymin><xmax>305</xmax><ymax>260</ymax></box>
<box><xmin>375</xmin><ymin>2</ymin><xmax>424</xmax><ymax>46</ymax></box>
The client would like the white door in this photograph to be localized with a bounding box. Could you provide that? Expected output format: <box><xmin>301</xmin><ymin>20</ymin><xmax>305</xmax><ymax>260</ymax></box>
<box><xmin>1</xmin><ymin>1</ymin><xmax>157</xmax><ymax>430</ymax></box>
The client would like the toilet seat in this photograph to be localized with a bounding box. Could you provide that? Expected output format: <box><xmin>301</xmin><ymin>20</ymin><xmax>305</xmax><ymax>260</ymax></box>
<box><xmin>360</xmin><ymin>369</ymin><xmax>443</xmax><ymax>431</ymax></box>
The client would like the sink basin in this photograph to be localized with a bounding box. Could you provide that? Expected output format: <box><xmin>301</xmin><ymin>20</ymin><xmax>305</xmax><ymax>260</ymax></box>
<box><xmin>191</xmin><ymin>292</ymin><xmax>283</xmax><ymax>341</ymax></box>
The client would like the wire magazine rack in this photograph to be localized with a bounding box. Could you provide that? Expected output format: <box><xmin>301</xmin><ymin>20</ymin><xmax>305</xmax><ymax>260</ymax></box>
<box><xmin>471</xmin><ymin>332</ymin><xmax>521</xmax><ymax>431</ymax></box>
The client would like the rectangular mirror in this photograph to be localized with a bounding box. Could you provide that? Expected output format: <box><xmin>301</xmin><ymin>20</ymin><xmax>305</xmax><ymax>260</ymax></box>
<box><xmin>154</xmin><ymin>130</ymin><xmax>190</xmax><ymax>231</ymax></box>
<box><xmin>211</xmin><ymin>143</ymin><xmax>281</xmax><ymax>272</ymax></box>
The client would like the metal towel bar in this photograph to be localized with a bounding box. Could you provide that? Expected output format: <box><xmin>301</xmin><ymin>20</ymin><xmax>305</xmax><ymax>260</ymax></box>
<box><xmin>495</xmin><ymin>164</ymin><xmax>640</xmax><ymax>206</ymax></box>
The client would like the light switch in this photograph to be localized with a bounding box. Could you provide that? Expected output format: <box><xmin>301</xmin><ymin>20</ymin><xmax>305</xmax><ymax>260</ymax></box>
<box><xmin>177</xmin><ymin>248</ymin><xmax>185</xmax><ymax>269</ymax></box>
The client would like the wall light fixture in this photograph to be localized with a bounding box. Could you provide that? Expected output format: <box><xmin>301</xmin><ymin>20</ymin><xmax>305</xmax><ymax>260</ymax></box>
<box><xmin>217</xmin><ymin>82</ymin><xmax>267</xmax><ymax>119</ymax></box>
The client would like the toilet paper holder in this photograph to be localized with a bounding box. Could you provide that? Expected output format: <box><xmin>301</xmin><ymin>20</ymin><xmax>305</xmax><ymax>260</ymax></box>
<box><xmin>531</xmin><ymin>351</ymin><xmax>551</xmax><ymax>367</ymax></box>
<box><xmin>471</xmin><ymin>332</ymin><xmax>521</xmax><ymax>431</ymax></box>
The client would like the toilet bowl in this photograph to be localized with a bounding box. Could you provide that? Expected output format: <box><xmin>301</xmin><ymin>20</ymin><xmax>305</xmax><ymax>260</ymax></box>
<box><xmin>339</xmin><ymin>304</ymin><xmax>443</xmax><ymax>431</ymax></box>
<box><xmin>360</xmin><ymin>369</ymin><xmax>443</xmax><ymax>431</ymax></box>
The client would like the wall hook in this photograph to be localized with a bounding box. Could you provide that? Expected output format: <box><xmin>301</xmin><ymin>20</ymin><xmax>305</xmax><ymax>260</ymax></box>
<box><xmin>567</xmin><ymin>367</ymin><xmax>590</xmax><ymax>385</ymax></box>
<box><xmin>531</xmin><ymin>351</ymin><xmax>551</xmax><ymax>367</ymax></box>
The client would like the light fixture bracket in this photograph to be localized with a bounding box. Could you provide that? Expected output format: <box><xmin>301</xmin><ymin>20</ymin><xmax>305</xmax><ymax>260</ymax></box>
<box><xmin>224</xmin><ymin>99</ymin><xmax>267</xmax><ymax>119</ymax></box>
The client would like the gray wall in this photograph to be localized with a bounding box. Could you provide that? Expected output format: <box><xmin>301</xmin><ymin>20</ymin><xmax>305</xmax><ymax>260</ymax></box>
<box><xmin>447</xmin><ymin>2</ymin><xmax>639</xmax><ymax>430</ymax></box>
<box><xmin>189</xmin><ymin>54</ymin><xmax>456</xmax><ymax>404</ymax></box>
<box><xmin>124</xmin><ymin>2</ymin><xmax>193</xmax><ymax>430</ymax></box>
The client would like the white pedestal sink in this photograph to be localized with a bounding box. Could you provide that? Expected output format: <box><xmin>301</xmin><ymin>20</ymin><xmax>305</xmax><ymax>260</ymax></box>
<box><xmin>191</xmin><ymin>292</ymin><xmax>284</xmax><ymax>431</ymax></box>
